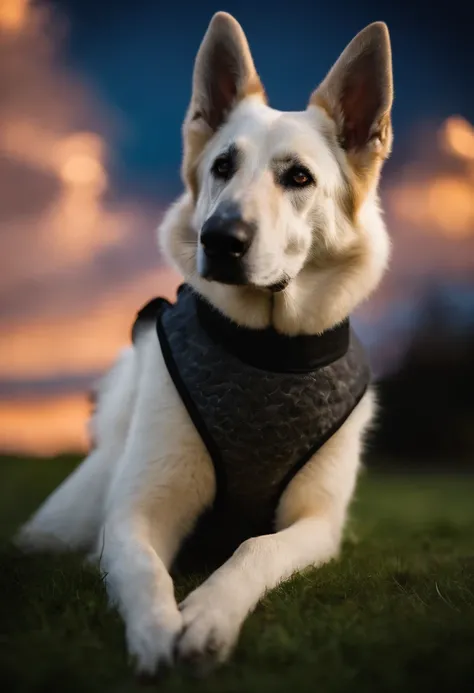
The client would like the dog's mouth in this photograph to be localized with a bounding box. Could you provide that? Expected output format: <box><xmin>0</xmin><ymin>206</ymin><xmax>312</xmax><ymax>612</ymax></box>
<box><xmin>202</xmin><ymin>270</ymin><xmax>291</xmax><ymax>294</ymax></box>
<box><xmin>199</xmin><ymin>251</ymin><xmax>291</xmax><ymax>292</ymax></box>
<box><xmin>200</xmin><ymin>257</ymin><xmax>249</xmax><ymax>286</ymax></box>
<box><xmin>267</xmin><ymin>276</ymin><xmax>290</xmax><ymax>292</ymax></box>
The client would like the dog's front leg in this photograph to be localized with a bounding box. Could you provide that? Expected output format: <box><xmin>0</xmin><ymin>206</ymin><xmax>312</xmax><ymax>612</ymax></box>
<box><xmin>177</xmin><ymin>392</ymin><xmax>373</xmax><ymax>670</ymax></box>
<box><xmin>99</xmin><ymin>330</ymin><xmax>216</xmax><ymax>674</ymax></box>
<box><xmin>101</xmin><ymin>511</ymin><xmax>183</xmax><ymax>674</ymax></box>
<box><xmin>177</xmin><ymin>515</ymin><xmax>339</xmax><ymax>670</ymax></box>
<box><xmin>100</xmin><ymin>426</ymin><xmax>215</xmax><ymax>675</ymax></box>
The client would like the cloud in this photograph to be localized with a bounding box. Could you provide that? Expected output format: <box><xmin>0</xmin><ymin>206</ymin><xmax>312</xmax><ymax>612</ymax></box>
<box><xmin>0</xmin><ymin>0</ymin><xmax>182</xmax><ymax>377</ymax></box>
<box><xmin>0</xmin><ymin>0</ymin><xmax>163</xmax><ymax>317</ymax></box>
<box><xmin>0</xmin><ymin>394</ymin><xmax>91</xmax><ymax>455</ymax></box>
<box><xmin>0</xmin><ymin>1</ymin><xmax>182</xmax><ymax>453</ymax></box>
<box><xmin>359</xmin><ymin>117</ymin><xmax>474</xmax><ymax>316</ymax></box>
<box><xmin>0</xmin><ymin>266</ymin><xmax>181</xmax><ymax>380</ymax></box>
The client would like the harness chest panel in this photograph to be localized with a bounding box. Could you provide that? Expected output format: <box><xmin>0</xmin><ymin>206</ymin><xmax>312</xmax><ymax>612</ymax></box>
<box><xmin>134</xmin><ymin>285</ymin><xmax>370</xmax><ymax>561</ymax></box>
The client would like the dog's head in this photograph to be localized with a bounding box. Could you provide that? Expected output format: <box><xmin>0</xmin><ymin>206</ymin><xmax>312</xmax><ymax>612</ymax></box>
<box><xmin>160</xmin><ymin>13</ymin><xmax>393</xmax><ymax>332</ymax></box>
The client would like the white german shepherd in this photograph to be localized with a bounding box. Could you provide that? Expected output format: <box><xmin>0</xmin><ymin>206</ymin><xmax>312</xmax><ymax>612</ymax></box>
<box><xmin>18</xmin><ymin>12</ymin><xmax>393</xmax><ymax>675</ymax></box>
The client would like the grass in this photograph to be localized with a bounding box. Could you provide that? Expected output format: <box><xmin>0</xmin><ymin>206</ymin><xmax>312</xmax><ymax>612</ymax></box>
<box><xmin>1</xmin><ymin>456</ymin><xmax>474</xmax><ymax>693</ymax></box>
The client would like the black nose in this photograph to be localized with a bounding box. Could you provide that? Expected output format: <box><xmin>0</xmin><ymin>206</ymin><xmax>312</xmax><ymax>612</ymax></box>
<box><xmin>201</xmin><ymin>212</ymin><xmax>254</xmax><ymax>260</ymax></box>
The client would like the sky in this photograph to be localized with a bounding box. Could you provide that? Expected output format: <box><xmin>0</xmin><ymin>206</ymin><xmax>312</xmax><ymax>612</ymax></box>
<box><xmin>50</xmin><ymin>0</ymin><xmax>474</xmax><ymax>194</ymax></box>
<box><xmin>1</xmin><ymin>0</ymin><xmax>474</xmax><ymax>454</ymax></box>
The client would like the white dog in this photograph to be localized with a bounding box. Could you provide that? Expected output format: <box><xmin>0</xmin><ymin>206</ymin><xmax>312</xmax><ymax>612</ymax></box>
<box><xmin>18</xmin><ymin>12</ymin><xmax>393</xmax><ymax>675</ymax></box>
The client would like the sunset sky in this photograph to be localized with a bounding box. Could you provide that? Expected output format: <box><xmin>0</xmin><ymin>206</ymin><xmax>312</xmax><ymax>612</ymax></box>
<box><xmin>1</xmin><ymin>0</ymin><xmax>474</xmax><ymax>455</ymax></box>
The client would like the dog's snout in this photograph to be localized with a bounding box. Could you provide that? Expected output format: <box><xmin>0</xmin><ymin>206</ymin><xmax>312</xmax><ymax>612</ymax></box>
<box><xmin>201</xmin><ymin>213</ymin><xmax>254</xmax><ymax>260</ymax></box>
<box><xmin>199</xmin><ymin>203</ymin><xmax>256</xmax><ymax>285</ymax></box>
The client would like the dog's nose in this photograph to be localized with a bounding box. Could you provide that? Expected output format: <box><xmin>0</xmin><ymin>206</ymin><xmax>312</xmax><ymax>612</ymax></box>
<box><xmin>200</xmin><ymin>213</ymin><xmax>254</xmax><ymax>260</ymax></box>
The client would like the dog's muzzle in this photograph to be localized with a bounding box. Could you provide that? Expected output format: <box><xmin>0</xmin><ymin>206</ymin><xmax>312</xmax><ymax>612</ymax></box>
<box><xmin>199</xmin><ymin>206</ymin><xmax>255</xmax><ymax>285</ymax></box>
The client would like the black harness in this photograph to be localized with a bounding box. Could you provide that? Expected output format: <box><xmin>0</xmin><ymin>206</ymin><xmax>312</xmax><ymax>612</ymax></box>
<box><xmin>132</xmin><ymin>284</ymin><xmax>370</xmax><ymax>568</ymax></box>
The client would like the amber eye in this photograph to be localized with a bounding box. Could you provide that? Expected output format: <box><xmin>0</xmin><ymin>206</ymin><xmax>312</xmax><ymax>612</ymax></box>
<box><xmin>292</xmin><ymin>170</ymin><xmax>309</xmax><ymax>185</ymax></box>
<box><xmin>281</xmin><ymin>165</ymin><xmax>314</xmax><ymax>189</ymax></box>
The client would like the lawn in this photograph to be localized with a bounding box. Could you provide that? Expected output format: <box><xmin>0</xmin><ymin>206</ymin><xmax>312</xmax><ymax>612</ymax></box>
<box><xmin>1</xmin><ymin>456</ymin><xmax>473</xmax><ymax>693</ymax></box>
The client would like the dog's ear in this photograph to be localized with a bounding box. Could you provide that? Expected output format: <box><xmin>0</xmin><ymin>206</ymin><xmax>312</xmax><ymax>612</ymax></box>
<box><xmin>182</xmin><ymin>12</ymin><xmax>265</xmax><ymax>196</ymax></box>
<box><xmin>310</xmin><ymin>23</ymin><xmax>393</xmax><ymax>172</ymax></box>
<box><xmin>189</xmin><ymin>12</ymin><xmax>264</xmax><ymax>131</ymax></box>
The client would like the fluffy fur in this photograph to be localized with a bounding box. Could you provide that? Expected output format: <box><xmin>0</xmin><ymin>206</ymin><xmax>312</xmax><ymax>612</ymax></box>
<box><xmin>17</xmin><ymin>13</ymin><xmax>393</xmax><ymax>675</ymax></box>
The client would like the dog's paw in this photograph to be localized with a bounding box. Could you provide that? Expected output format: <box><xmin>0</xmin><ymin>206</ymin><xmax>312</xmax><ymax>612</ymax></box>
<box><xmin>126</xmin><ymin>607</ymin><xmax>183</xmax><ymax>676</ymax></box>
<box><xmin>177</xmin><ymin>586</ymin><xmax>242</xmax><ymax>674</ymax></box>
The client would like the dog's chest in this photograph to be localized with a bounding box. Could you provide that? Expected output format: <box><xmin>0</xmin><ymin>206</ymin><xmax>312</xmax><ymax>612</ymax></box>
<box><xmin>134</xmin><ymin>286</ymin><xmax>370</xmax><ymax>559</ymax></box>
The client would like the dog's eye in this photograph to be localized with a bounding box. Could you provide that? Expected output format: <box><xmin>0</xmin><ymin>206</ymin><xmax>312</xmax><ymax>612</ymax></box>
<box><xmin>292</xmin><ymin>170</ymin><xmax>309</xmax><ymax>185</ymax></box>
<box><xmin>282</xmin><ymin>166</ymin><xmax>314</xmax><ymax>189</ymax></box>
<box><xmin>212</xmin><ymin>155</ymin><xmax>234</xmax><ymax>180</ymax></box>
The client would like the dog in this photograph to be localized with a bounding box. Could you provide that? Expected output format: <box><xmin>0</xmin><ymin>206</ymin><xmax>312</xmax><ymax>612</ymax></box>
<box><xmin>17</xmin><ymin>12</ymin><xmax>393</xmax><ymax>675</ymax></box>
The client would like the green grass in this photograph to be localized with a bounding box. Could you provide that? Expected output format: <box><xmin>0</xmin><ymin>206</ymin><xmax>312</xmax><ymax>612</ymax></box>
<box><xmin>1</xmin><ymin>456</ymin><xmax>474</xmax><ymax>693</ymax></box>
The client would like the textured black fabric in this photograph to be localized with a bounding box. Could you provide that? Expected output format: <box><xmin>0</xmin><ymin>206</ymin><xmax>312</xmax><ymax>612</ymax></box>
<box><xmin>195</xmin><ymin>291</ymin><xmax>351</xmax><ymax>373</ymax></box>
<box><xmin>132</xmin><ymin>285</ymin><xmax>370</xmax><ymax>566</ymax></box>
<box><xmin>133</xmin><ymin>285</ymin><xmax>371</xmax><ymax>566</ymax></box>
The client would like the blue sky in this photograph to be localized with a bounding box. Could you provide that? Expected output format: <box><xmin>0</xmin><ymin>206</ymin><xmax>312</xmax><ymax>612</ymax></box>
<box><xmin>49</xmin><ymin>0</ymin><xmax>474</xmax><ymax>196</ymax></box>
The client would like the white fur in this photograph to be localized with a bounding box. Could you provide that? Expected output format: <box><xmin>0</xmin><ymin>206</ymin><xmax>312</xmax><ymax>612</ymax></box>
<box><xmin>17</xmin><ymin>12</ymin><xmax>392</xmax><ymax>675</ymax></box>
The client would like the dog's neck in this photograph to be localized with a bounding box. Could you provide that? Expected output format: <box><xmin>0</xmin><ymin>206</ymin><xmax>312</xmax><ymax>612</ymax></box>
<box><xmin>190</xmin><ymin>250</ymin><xmax>380</xmax><ymax>336</ymax></box>
<box><xmin>192</xmin><ymin>285</ymin><xmax>350</xmax><ymax>371</ymax></box>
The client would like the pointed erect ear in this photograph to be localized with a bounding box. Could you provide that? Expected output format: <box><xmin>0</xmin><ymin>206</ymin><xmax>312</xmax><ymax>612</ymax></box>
<box><xmin>182</xmin><ymin>12</ymin><xmax>265</xmax><ymax>195</ymax></box>
<box><xmin>188</xmin><ymin>12</ymin><xmax>264</xmax><ymax>132</ymax></box>
<box><xmin>310</xmin><ymin>23</ymin><xmax>393</xmax><ymax>164</ymax></box>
